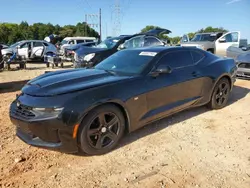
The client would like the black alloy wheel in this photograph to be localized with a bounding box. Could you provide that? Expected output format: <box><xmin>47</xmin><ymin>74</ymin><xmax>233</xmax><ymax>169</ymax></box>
<box><xmin>78</xmin><ymin>105</ymin><xmax>125</xmax><ymax>155</ymax></box>
<box><xmin>215</xmin><ymin>82</ymin><xmax>229</xmax><ymax>106</ymax></box>
<box><xmin>208</xmin><ymin>78</ymin><xmax>230</xmax><ymax>109</ymax></box>
<box><xmin>87</xmin><ymin>112</ymin><xmax>120</xmax><ymax>149</ymax></box>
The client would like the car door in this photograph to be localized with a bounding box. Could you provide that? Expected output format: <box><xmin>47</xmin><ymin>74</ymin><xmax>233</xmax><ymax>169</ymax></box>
<box><xmin>143</xmin><ymin>50</ymin><xmax>203</xmax><ymax>124</ymax></box>
<box><xmin>32</xmin><ymin>42</ymin><xmax>44</xmax><ymax>57</ymax></box>
<box><xmin>143</xmin><ymin>36</ymin><xmax>164</xmax><ymax>47</ymax></box>
<box><xmin>17</xmin><ymin>42</ymin><xmax>29</xmax><ymax>58</ymax></box>
<box><xmin>215</xmin><ymin>31</ymin><xmax>240</xmax><ymax>57</ymax></box>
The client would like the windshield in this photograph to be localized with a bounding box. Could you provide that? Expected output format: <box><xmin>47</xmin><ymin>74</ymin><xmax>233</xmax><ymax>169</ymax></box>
<box><xmin>191</xmin><ymin>34</ymin><xmax>217</xmax><ymax>42</ymax></box>
<box><xmin>95</xmin><ymin>37</ymin><xmax>120</xmax><ymax>49</ymax></box>
<box><xmin>95</xmin><ymin>50</ymin><xmax>156</xmax><ymax>75</ymax></box>
<box><xmin>61</xmin><ymin>40</ymin><xmax>68</xmax><ymax>45</ymax></box>
<box><xmin>9</xmin><ymin>41</ymin><xmax>22</xmax><ymax>48</ymax></box>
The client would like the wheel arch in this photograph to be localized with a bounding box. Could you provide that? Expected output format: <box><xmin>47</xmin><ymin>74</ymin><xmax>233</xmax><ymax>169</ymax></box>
<box><xmin>209</xmin><ymin>74</ymin><xmax>233</xmax><ymax>100</ymax></box>
<box><xmin>45</xmin><ymin>51</ymin><xmax>55</xmax><ymax>55</ymax></box>
<box><xmin>79</xmin><ymin>100</ymin><xmax>131</xmax><ymax>133</ymax></box>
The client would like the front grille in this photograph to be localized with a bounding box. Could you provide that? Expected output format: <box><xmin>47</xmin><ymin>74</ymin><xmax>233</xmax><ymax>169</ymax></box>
<box><xmin>238</xmin><ymin>63</ymin><xmax>250</xmax><ymax>69</ymax></box>
<box><xmin>12</xmin><ymin>104</ymin><xmax>36</xmax><ymax>120</ymax></box>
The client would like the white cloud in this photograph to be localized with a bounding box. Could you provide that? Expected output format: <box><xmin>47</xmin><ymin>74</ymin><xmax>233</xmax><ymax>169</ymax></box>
<box><xmin>226</xmin><ymin>0</ymin><xmax>242</xmax><ymax>5</ymax></box>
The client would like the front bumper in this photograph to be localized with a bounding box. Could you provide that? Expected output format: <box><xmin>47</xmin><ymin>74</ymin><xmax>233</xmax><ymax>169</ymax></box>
<box><xmin>74</xmin><ymin>60</ymin><xmax>93</xmax><ymax>68</ymax></box>
<box><xmin>237</xmin><ymin>67</ymin><xmax>250</xmax><ymax>78</ymax></box>
<box><xmin>9</xmin><ymin>102</ymin><xmax>79</xmax><ymax>153</ymax></box>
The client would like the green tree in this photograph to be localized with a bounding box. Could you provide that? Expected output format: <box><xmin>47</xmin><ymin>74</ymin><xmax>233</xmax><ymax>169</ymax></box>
<box><xmin>140</xmin><ymin>25</ymin><xmax>161</xmax><ymax>33</ymax></box>
<box><xmin>0</xmin><ymin>21</ymin><xmax>100</xmax><ymax>45</ymax></box>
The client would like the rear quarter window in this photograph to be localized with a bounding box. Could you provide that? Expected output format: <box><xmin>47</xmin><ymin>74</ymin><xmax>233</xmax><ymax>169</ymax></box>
<box><xmin>191</xmin><ymin>50</ymin><xmax>205</xmax><ymax>64</ymax></box>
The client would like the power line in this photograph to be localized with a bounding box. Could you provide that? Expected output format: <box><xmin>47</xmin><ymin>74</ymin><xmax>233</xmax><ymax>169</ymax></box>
<box><xmin>112</xmin><ymin>0</ymin><xmax>121</xmax><ymax>36</ymax></box>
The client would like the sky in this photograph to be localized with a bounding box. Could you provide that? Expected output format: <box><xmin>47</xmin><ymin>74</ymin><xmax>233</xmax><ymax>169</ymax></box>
<box><xmin>0</xmin><ymin>0</ymin><xmax>249</xmax><ymax>41</ymax></box>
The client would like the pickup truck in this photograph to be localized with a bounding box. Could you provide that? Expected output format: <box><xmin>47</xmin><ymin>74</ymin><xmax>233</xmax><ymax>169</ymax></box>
<box><xmin>180</xmin><ymin>31</ymin><xmax>241</xmax><ymax>57</ymax></box>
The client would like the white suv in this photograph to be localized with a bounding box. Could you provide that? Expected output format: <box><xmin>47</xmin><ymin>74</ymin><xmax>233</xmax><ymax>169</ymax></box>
<box><xmin>1</xmin><ymin>40</ymin><xmax>57</xmax><ymax>60</ymax></box>
<box><xmin>60</xmin><ymin>37</ymin><xmax>97</xmax><ymax>55</ymax></box>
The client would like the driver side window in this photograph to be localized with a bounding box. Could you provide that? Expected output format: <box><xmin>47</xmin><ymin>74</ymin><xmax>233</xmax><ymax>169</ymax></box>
<box><xmin>221</xmin><ymin>32</ymin><xmax>238</xmax><ymax>43</ymax></box>
<box><xmin>124</xmin><ymin>36</ymin><xmax>144</xmax><ymax>49</ymax></box>
<box><xmin>144</xmin><ymin>37</ymin><xmax>163</xmax><ymax>47</ymax></box>
<box><xmin>20</xmin><ymin>43</ymin><xmax>28</xmax><ymax>49</ymax></box>
<box><xmin>157</xmin><ymin>51</ymin><xmax>194</xmax><ymax>69</ymax></box>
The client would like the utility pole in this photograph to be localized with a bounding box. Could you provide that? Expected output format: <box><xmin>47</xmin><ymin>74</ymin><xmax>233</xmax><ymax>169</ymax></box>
<box><xmin>99</xmin><ymin>8</ymin><xmax>102</xmax><ymax>40</ymax></box>
<box><xmin>85</xmin><ymin>12</ymin><xmax>100</xmax><ymax>37</ymax></box>
<box><xmin>106</xmin><ymin>22</ymin><xmax>108</xmax><ymax>39</ymax></box>
<box><xmin>85</xmin><ymin>14</ymin><xmax>88</xmax><ymax>36</ymax></box>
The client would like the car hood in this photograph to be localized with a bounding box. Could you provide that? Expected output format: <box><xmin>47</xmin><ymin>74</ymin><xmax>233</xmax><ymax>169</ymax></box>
<box><xmin>22</xmin><ymin>69</ymin><xmax>132</xmax><ymax>97</ymax></box>
<box><xmin>75</xmin><ymin>46</ymin><xmax>108</xmax><ymax>57</ymax></box>
<box><xmin>1</xmin><ymin>48</ymin><xmax>14</xmax><ymax>55</ymax></box>
<box><xmin>181</xmin><ymin>41</ymin><xmax>213</xmax><ymax>46</ymax></box>
<box><xmin>236</xmin><ymin>51</ymin><xmax>250</xmax><ymax>63</ymax></box>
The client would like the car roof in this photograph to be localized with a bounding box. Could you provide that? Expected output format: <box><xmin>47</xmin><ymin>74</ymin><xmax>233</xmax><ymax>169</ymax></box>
<box><xmin>195</xmin><ymin>32</ymin><xmax>223</xmax><ymax>35</ymax></box>
<box><xmin>64</xmin><ymin>37</ymin><xmax>96</xmax><ymax>40</ymax></box>
<box><xmin>123</xmin><ymin>46</ymin><xmax>171</xmax><ymax>53</ymax></box>
<box><xmin>123</xmin><ymin>46</ymin><xmax>202</xmax><ymax>53</ymax></box>
<box><xmin>18</xmin><ymin>40</ymin><xmax>50</xmax><ymax>43</ymax></box>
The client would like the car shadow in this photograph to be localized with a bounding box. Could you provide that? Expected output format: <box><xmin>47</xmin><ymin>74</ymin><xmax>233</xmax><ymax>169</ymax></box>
<box><xmin>73</xmin><ymin>85</ymin><xmax>249</xmax><ymax>156</ymax></box>
<box><xmin>116</xmin><ymin>85</ymin><xmax>250</xmax><ymax>151</ymax></box>
<box><xmin>0</xmin><ymin>80</ymin><xmax>29</xmax><ymax>93</ymax></box>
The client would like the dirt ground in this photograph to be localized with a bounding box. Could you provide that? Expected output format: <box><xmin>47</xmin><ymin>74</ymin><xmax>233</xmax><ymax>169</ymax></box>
<box><xmin>0</xmin><ymin>64</ymin><xmax>250</xmax><ymax>188</ymax></box>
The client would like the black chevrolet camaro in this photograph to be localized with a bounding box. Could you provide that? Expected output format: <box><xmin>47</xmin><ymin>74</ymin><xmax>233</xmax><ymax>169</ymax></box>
<box><xmin>10</xmin><ymin>46</ymin><xmax>237</xmax><ymax>155</ymax></box>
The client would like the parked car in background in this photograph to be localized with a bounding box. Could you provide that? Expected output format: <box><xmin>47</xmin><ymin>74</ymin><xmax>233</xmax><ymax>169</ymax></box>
<box><xmin>181</xmin><ymin>31</ymin><xmax>241</xmax><ymax>57</ymax></box>
<box><xmin>1</xmin><ymin>40</ymin><xmax>57</xmax><ymax>61</ymax></box>
<box><xmin>59</xmin><ymin>37</ymin><xmax>97</xmax><ymax>55</ymax></box>
<box><xmin>235</xmin><ymin>51</ymin><xmax>250</xmax><ymax>78</ymax></box>
<box><xmin>74</xmin><ymin>28</ymin><xmax>170</xmax><ymax>68</ymax></box>
<box><xmin>226</xmin><ymin>46</ymin><xmax>249</xmax><ymax>59</ymax></box>
<box><xmin>10</xmin><ymin>46</ymin><xmax>237</xmax><ymax>155</ymax></box>
<box><xmin>63</xmin><ymin>42</ymin><xmax>97</xmax><ymax>61</ymax></box>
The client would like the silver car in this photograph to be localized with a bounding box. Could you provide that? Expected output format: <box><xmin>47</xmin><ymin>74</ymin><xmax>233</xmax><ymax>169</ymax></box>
<box><xmin>236</xmin><ymin>51</ymin><xmax>250</xmax><ymax>78</ymax></box>
<box><xmin>1</xmin><ymin>40</ymin><xmax>57</xmax><ymax>60</ymax></box>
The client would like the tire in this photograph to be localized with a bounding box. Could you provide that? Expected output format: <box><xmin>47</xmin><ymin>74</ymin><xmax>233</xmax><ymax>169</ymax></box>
<box><xmin>46</xmin><ymin>63</ymin><xmax>49</xmax><ymax>68</ymax></box>
<box><xmin>78</xmin><ymin>104</ymin><xmax>125</xmax><ymax>155</ymax></box>
<box><xmin>55</xmin><ymin>62</ymin><xmax>58</xmax><ymax>67</ymax></box>
<box><xmin>19</xmin><ymin>63</ymin><xmax>25</xmax><ymax>69</ymax></box>
<box><xmin>207</xmin><ymin>78</ymin><xmax>230</xmax><ymax>109</ymax></box>
<box><xmin>61</xmin><ymin>63</ymin><xmax>64</xmax><ymax>68</ymax></box>
<box><xmin>6</xmin><ymin>63</ymin><xmax>10</xmax><ymax>71</ymax></box>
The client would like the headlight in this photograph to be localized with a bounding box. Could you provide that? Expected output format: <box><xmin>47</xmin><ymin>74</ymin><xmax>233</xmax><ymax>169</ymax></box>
<box><xmin>197</xmin><ymin>45</ymin><xmax>204</xmax><ymax>50</ymax></box>
<box><xmin>33</xmin><ymin>107</ymin><xmax>64</xmax><ymax>112</ymax></box>
<box><xmin>32</xmin><ymin>107</ymin><xmax>64</xmax><ymax>118</ymax></box>
<box><xmin>84</xmin><ymin>53</ymin><xmax>95</xmax><ymax>62</ymax></box>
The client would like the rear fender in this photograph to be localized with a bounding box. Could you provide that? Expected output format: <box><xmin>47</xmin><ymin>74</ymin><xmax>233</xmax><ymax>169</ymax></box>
<box><xmin>208</xmin><ymin>73</ymin><xmax>234</xmax><ymax>100</ymax></box>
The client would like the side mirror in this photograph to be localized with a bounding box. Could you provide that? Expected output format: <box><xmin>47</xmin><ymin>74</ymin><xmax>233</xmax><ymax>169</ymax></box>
<box><xmin>219</xmin><ymin>38</ymin><xmax>226</xmax><ymax>43</ymax></box>
<box><xmin>150</xmin><ymin>65</ymin><xmax>172</xmax><ymax>77</ymax></box>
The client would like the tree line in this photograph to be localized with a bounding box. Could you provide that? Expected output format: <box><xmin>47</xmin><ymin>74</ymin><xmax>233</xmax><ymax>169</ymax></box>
<box><xmin>0</xmin><ymin>21</ymin><xmax>228</xmax><ymax>45</ymax></box>
<box><xmin>0</xmin><ymin>21</ymin><xmax>100</xmax><ymax>45</ymax></box>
